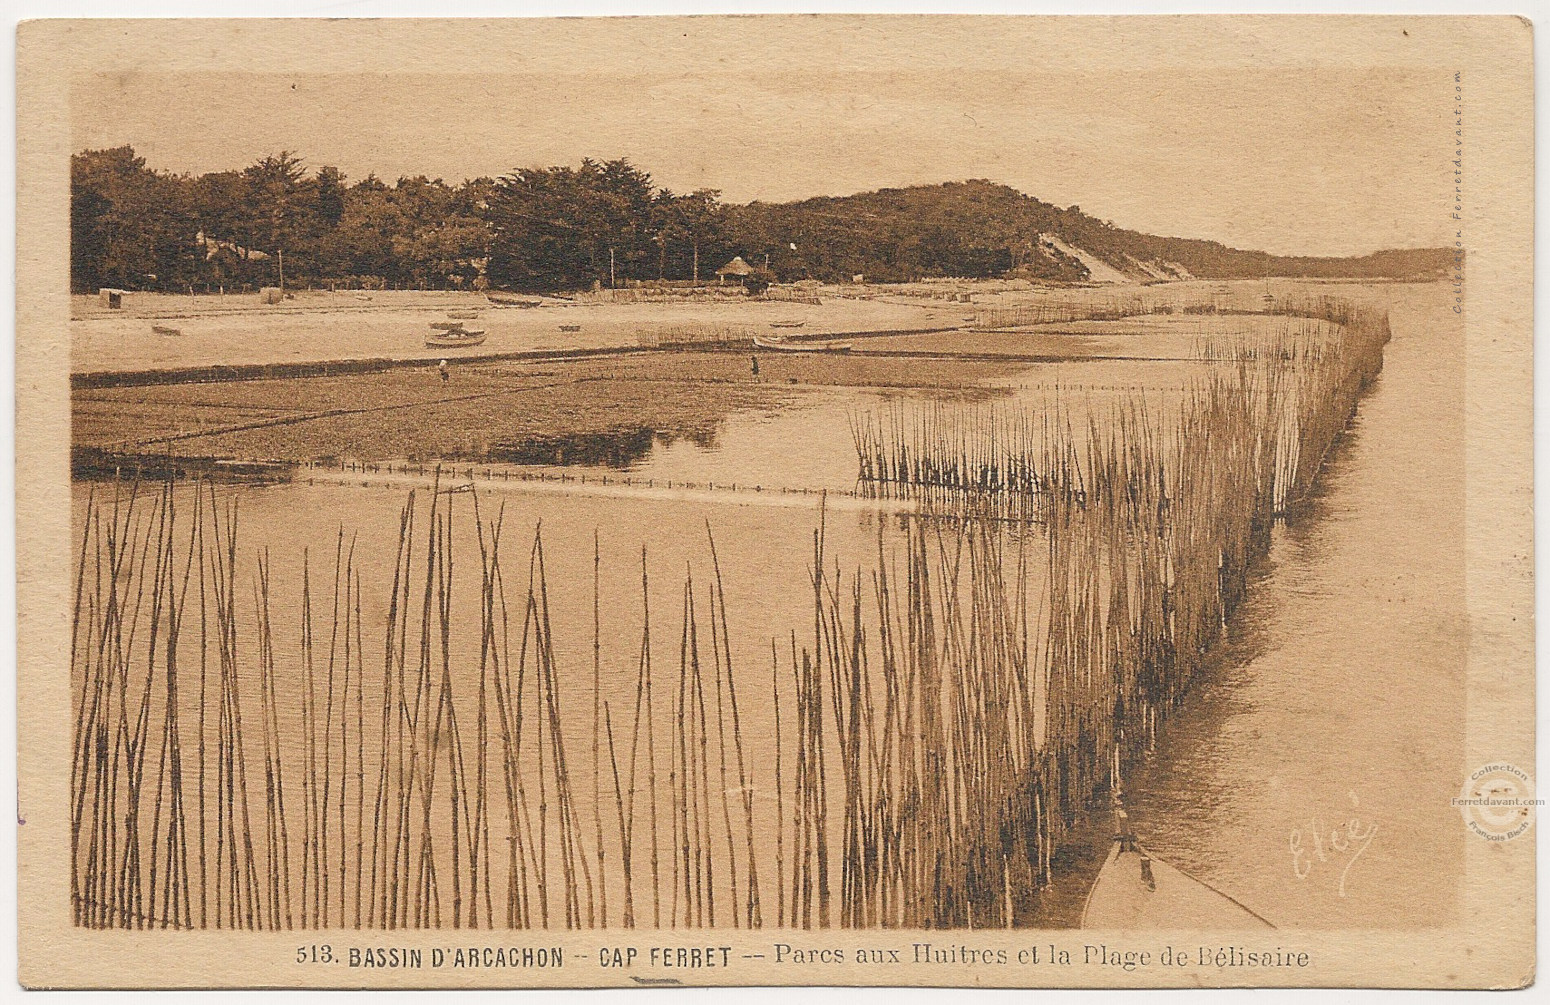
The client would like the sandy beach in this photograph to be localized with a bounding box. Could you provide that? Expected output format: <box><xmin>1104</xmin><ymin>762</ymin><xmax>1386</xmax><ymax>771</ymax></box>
<box><xmin>70</xmin><ymin>289</ymin><xmax>951</xmax><ymax>374</ymax></box>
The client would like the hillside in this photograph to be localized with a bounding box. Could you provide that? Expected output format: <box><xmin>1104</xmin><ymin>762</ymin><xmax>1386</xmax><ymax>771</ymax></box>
<box><xmin>723</xmin><ymin>180</ymin><xmax>1450</xmax><ymax>285</ymax></box>
<box><xmin>70</xmin><ymin>147</ymin><xmax>1449</xmax><ymax>294</ymax></box>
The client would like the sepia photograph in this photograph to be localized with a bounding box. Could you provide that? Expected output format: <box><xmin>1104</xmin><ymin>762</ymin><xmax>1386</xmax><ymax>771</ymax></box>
<box><xmin>14</xmin><ymin>13</ymin><xmax>1535</xmax><ymax>990</ymax></box>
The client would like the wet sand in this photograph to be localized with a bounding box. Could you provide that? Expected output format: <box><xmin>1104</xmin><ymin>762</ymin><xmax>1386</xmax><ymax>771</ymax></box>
<box><xmin>72</xmin><ymin>350</ymin><xmax>1040</xmax><ymax>464</ymax></box>
<box><xmin>73</xmin><ymin>309</ymin><xmax>1319</xmax><ymax>468</ymax></box>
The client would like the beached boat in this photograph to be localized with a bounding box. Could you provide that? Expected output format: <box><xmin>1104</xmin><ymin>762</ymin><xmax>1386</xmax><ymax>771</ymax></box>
<box><xmin>486</xmin><ymin>292</ymin><xmax>543</xmax><ymax>308</ymax></box>
<box><xmin>1080</xmin><ymin>816</ymin><xmax>1273</xmax><ymax>929</ymax></box>
<box><xmin>753</xmin><ymin>335</ymin><xmax>851</xmax><ymax>353</ymax></box>
<box><xmin>769</xmin><ymin>320</ymin><xmax>806</xmax><ymax>328</ymax></box>
<box><xmin>425</xmin><ymin>326</ymin><xmax>488</xmax><ymax>348</ymax></box>
<box><xmin>151</xmin><ymin>325</ymin><xmax>182</xmax><ymax>336</ymax></box>
<box><xmin>447</xmin><ymin>310</ymin><xmax>481</xmax><ymax>320</ymax></box>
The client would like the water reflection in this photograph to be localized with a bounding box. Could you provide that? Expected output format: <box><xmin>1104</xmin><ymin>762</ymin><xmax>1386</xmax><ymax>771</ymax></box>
<box><xmin>1116</xmin><ymin>285</ymin><xmax>1464</xmax><ymax>930</ymax></box>
<box><xmin>487</xmin><ymin>428</ymin><xmax>663</xmax><ymax>467</ymax></box>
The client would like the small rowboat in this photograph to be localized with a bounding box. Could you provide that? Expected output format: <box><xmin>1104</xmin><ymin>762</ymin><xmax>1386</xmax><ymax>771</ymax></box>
<box><xmin>1081</xmin><ymin>839</ymin><xmax>1273</xmax><ymax>929</ymax></box>
<box><xmin>486</xmin><ymin>292</ymin><xmax>543</xmax><ymax>308</ymax></box>
<box><xmin>430</xmin><ymin>320</ymin><xmax>469</xmax><ymax>330</ymax></box>
<box><xmin>447</xmin><ymin>310</ymin><xmax>481</xmax><ymax>320</ymax></box>
<box><xmin>425</xmin><ymin>326</ymin><xmax>487</xmax><ymax>348</ymax></box>
<box><xmin>1082</xmin><ymin>750</ymin><xmax>1272</xmax><ymax>930</ymax></box>
<box><xmin>151</xmin><ymin>325</ymin><xmax>182</xmax><ymax>336</ymax></box>
<box><xmin>753</xmin><ymin>336</ymin><xmax>851</xmax><ymax>353</ymax></box>
<box><xmin>769</xmin><ymin>320</ymin><xmax>806</xmax><ymax>328</ymax></box>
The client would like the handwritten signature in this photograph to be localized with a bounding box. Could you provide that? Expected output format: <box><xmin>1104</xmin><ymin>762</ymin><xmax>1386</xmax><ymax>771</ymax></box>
<box><xmin>1289</xmin><ymin>791</ymin><xmax>1377</xmax><ymax>897</ymax></box>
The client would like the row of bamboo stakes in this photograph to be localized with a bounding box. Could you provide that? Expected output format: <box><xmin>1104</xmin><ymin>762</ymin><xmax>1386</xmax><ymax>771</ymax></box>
<box><xmin>856</xmin><ymin>293</ymin><xmax>1389</xmax><ymax>514</ymax></box>
<box><xmin>70</xmin><ymin>290</ymin><xmax>1389</xmax><ymax>930</ymax></box>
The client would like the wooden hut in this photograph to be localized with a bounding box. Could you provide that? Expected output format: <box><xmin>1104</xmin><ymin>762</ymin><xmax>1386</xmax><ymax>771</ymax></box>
<box><xmin>98</xmin><ymin>288</ymin><xmax>125</xmax><ymax>309</ymax></box>
<box><xmin>715</xmin><ymin>256</ymin><xmax>753</xmax><ymax>285</ymax></box>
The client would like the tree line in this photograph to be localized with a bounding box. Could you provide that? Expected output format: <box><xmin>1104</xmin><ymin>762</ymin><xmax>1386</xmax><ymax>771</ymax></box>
<box><xmin>71</xmin><ymin>147</ymin><xmax>749</xmax><ymax>294</ymax></box>
<box><xmin>71</xmin><ymin>146</ymin><xmax>1449</xmax><ymax>294</ymax></box>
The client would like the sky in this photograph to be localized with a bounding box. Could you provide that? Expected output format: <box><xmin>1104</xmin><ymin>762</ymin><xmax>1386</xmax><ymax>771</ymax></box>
<box><xmin>69</xmin><ymin>18</ymin><xmax>1455</xmax><ymax>258</ymax></box>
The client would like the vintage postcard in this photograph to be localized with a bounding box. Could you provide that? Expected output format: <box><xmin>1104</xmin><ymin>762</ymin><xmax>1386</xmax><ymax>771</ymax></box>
<box><xmin>15</xmin><ymin>14</ymin><xmax>1534</xmax><ymax>990</ymax></box>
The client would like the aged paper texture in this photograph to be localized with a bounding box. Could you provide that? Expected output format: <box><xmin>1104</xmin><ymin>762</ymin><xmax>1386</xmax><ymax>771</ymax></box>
<box><xmin>15</xmin><ymin>14</ymin><xmax>1534</xmax><ymax>989</ymax></box>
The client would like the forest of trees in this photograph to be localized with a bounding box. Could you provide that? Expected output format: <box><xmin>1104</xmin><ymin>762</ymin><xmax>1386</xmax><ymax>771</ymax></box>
<box><xmin>70</xmin><ymin>147</ymin><xmax>743</xmax><ymax>294</ymax></box>
<box><xmin>70</xmin><ymin>145</ymin><xmax>1450</xmax><ymax>294</ymax></box>
<box><xmin>72</xmin><ymin>147</ymin><xmax>497</xmax><ymax>293</ymax></box>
